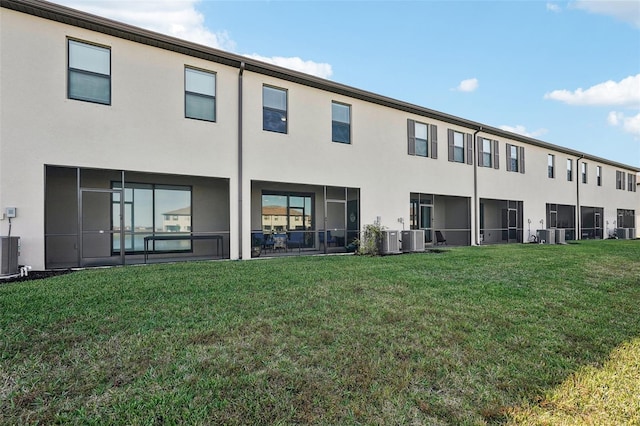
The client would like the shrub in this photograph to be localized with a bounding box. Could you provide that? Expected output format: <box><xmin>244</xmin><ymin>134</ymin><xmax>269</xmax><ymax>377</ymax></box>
<box><xmin>356</xmin><ymin>223</ymin><xmax>385</xmax><ymax>256</ymax></box>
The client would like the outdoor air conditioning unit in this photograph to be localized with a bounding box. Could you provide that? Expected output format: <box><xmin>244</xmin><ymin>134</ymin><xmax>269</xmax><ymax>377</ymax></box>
<box><xmin>629</xmin><ymin>228</ymin><xmax>636</xmax><ymax>239</ymax></box>
<box><xmin>537</xmin><ymin>229</ymin><xmax>555</xmax><ymax>244</ymax></box>
<box><xmin>0</xmin><ymin>236</ymin><xmax>19</xmax><ymax>276</ymax></box>
<box><xmin>401</xmin><ymin>230</ymin><xmax>425</xmax><ymax>253</ymax></box>
<box><xmin>615</xmin><ymin>228</ymin><xmax>628</xmax><ymax>239</ymax></box>
<box><xmin>555</xmin><ymin>229</ymin><xmax>566</xmax><ymax>244</ymax></box>
<box><xmin>381</xmin><ymin>230</ymin><xmax>401</xmax><ymax>254</ymax></box>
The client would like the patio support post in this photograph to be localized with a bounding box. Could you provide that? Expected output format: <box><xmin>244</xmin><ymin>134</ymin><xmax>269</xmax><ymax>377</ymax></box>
<box><xmin>473</xmin><ymin>127</ymin><xmax>482</xmax><ymax>245</ymax></box>
<box><xmin>238</xmin><ymin>62</ymin><xmax>245</xmax><ymax>258</ymax></box>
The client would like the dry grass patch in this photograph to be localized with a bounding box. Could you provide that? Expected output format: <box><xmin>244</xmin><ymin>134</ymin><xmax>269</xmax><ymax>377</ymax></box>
<box><xmin>508</xmin><ymin>337</ymin><xmax>640</xmax><ymax>425</ymax></box>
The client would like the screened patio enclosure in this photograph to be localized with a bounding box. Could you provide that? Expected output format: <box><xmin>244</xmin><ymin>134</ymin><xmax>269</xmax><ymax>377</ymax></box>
<box><xmin>546</xmin><ymin>203</ymin><xmax>576</xmax><ymax>240</ymax></box>
<box><xmin>580</xmin><ymin>206</ymin><xmax>604</xmax><ymax>239</ymax></box>
<box><xmin>410</xmin><ymin>193</ymin><xmax>471</xmax><ymax>246</ymax></box>
<box><xmin>45</xmin><ymin>166</ymin><xmax>230</xmax><ymax>268</ymax></box>
<box><xmin>251</xmin><ymin>181</ymin><xmax>360</xmax><ymax>255</ymax></box>
<box><xmin>479</xmin><ymin>198</ymin><xmax>524</xmax><ymax>244</ymax></box>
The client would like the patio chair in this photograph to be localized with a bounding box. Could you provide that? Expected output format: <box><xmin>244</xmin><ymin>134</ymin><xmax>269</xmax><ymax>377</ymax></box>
<box><xmin>273</xmin><ymin>234</ymin><xmax>287</xmax><ymax>251</ymax></box>
<box><xmin>287</xmin><ymin>231</ymin><xmax>304</xmax><ymax>253</ymax></box>
<box><xmin>435</xmin><ymin>230</ymin><xmax>447</xmax><ymax>245</ymax></box>
<box><xmin>327</xmin><ymin>230</ymin><xmax>337</xmax><ymax>247</ymax></box>
<box><xmin>262</xmin><ymin>233</ymin><xmax>275</xmax><ymax>252</ymax></box>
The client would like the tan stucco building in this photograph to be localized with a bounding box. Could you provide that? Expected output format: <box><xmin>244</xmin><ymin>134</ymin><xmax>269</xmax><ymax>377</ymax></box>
<box><xmin>1</xmin><ymin>0</ymin><xmax>638</xmax><ymax>270</ymax></box>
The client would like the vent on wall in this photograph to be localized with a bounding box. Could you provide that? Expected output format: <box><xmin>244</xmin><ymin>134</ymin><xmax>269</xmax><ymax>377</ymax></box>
<box><xmin>381</xmin><ymin>230</ymin><xmax>401</xmax><ymax>254</ymax></box>
<box><xmin>401</xmin><ymin>230</ymin><xmax>425</xmax><ymax>252</ymax></box>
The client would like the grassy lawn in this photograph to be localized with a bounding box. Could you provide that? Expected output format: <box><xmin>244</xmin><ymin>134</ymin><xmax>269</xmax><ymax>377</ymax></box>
<box><xmin>1</xmin><ymin>240</ymin><xmax>639</xmax><ymax>425</ymax></box>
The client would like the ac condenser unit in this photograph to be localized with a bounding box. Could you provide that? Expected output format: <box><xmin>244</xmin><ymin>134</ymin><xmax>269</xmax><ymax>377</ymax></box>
<box><xmin>537</xmin><ymin>229</ymin><xmax>555</xmax><ymax>244</ymax></box>
<box><xmin>615</xmin><ymin>228</ymin><xmax>628</xmax><ymax>239</ymax></box>
<box><xmin>555</xmin><ymin>229</ymin><xmax>566</xmax><ymax>244</ymax></box>
<box><xmin>381</xmin><ymin>230</ymin><xmax>401</xmax><ymax>254</ymax></box>
<box><xmin>629</xmin><ymin>228</ymin><xmax>636</xmax><ymax>239</ymax></box>
<box><xmin>401</xmin><ymin>230</ymin><xmax>425</xmax><ymax>253</ymax></box>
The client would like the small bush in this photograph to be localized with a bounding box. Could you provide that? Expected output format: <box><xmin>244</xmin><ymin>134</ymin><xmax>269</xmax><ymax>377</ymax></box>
<box><xmin>355</xmin><ymin>223</ymin><xmax>385</xmax><ymax>256</ymax></box>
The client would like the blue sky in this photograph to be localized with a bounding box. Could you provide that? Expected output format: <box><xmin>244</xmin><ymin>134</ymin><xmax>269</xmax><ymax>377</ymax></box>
<box><xmin>54</xmin><ymin>0</ymin><xmax>640</xmax><ymax>167</ymax></box>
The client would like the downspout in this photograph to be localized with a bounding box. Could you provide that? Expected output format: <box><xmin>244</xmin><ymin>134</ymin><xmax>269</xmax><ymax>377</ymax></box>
<box><xmin>238</xmin><ymin>62</ymin><xmax>245</xmax><ymax>258</ymax></box>
<box><xmin>473</xmin><ymin>126</ymin><xmax>482</xmax><ymax>245</ymax></box>
<box><xmin>576</xmin><ymin>155</ymin><xmax>584</xmax><ymax>239</ymax></box>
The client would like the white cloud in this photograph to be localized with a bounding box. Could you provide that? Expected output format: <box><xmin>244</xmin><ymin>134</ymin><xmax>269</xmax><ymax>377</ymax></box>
<box><xmin>54</xmin><ymin>0</ymin><xmax>236</xmax><ymax>50</ymax></box>
<box><xmin>571</xmin><ymin>0</ymin><xmax>640</xmax><ymax>28</ymax></box>
<box><xmin>544</xmin><ymin>74</ymin><xmax>640</xmax><ymax>107</ymax></box>
<box><xmin>51</xmin><ymin>0</ymin><xmax>333</xmax><ymax>78</ymax></box>
<box><xmin>243</xmin><ymin>54</ymin><xmax>333</xmax><ymax>79</ymax></box>
<box><xmin>499</xmin><ymin>125</ymin><xmax>548</xmax><ymax>138</ymax></box>
<box><xmin>608</xmin><ymin>111</ymin><xmax>640</xmax><ymax>137</ymax></box>
<box><xmin>455</xmin><ymin>78</ymin><xmax>479</xmax><ymax>92</ymax></box>
<box><xmin>546</xmin><ymin>3</ymin><xmax>561</xmax><ymax>12</ymax></box>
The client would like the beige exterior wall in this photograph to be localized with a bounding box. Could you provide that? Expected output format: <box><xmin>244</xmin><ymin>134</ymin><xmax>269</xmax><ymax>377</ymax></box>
<box><xmin>1</xmin><ymin>3</ymin><xmax>639</xmax><ymax>267</ymax></box>
<box><xmin>0</xmin><ymin>9</ymin><xmax>239</xmax><ymax>268</ymax></box>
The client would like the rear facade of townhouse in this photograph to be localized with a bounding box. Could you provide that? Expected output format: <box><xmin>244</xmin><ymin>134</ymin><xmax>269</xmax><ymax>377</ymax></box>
<box><xmin>1</xmin><ymin>0</ymin><xmax>639</xmax><ymax>271</ymax></box>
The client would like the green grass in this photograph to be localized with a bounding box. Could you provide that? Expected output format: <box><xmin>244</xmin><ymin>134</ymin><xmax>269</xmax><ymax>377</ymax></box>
<box><xmin>1</xmin><ymin>240</ymin><xmax>639</xmax><ymax>425</ymax></box>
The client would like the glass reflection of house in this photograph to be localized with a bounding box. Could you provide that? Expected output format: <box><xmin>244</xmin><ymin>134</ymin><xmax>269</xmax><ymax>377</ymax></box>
<box><xmin>162</xmin><ymin>207</ymin><xmax>192</xmax><ymax>232</ymax></box>
<box><xmin>261</xmin><ymin>205</ymin><xmax>311</xmax><ymax>233</ymax></box>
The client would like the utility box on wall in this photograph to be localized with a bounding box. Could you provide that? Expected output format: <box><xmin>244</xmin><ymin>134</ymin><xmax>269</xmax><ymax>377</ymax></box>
<box><xmin>0</xmin><ymin>236</ymin><xmax>19</xmax><ymax>276</ymax></box>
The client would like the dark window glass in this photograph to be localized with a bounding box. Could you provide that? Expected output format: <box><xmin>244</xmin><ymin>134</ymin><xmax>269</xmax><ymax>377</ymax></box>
<box><xmin>453</xmin><ymin>132</ymin><xmax>464</xmax><ymax>163</ymax></box>
<box><xmin>263</xmin><ymin>86</ymin><xmax>287</xmax><ymax>133</ymax></box>
<box><xmin>185</xmin><ymin>68</ymin><xmax>215</xmax><ymax>122</ymax></box>
<box><xmin>68</xmin><ymin>39</ymin><xmax>111</xmax><ymax>104</ymax></box>
<box><xmin>332</xmin><ymin>102</ymin><xmax>351</xmax><ymax>144</ymax></box>
<box><xmin>415</xmin><ymin>122</ymin><xmax>428</xmax><ymax>156</ymax></box>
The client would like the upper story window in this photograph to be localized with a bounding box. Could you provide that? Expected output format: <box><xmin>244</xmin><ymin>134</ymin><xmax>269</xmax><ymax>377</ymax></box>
<box><xmin>581</xmin><ymin>162</ymin><xmax>588</xmax><ymax>184</ymax></box>
<box><xmin>447</xmin><ymin>129</ymin><xmax>471</xmax><ymax>164</ymax></box>
<box><xmin>596</xmin><ymin>166</ymin><xmax>602</xmax><ymax>186</ymax></box>
<box><xmin>453</xmin><ymin>131</ymin><xmax>465</xmax><ymax>163</ymax></box>
<box><xmin>332</xmin><ymin>102</ymin><xmax>351</xmax><ymax>144</ymax></box>
<box><xmin>616</xmin><ymin>170</ymin><xmax>625</xmax><ymax>190</ymax></box>
<box><xmin>628</xmin><ymin>173</ymin><xmax>637</xmax><ymax>192</ymax></box>
<box><xmin>68</xmin><ymin>39</ymin><xmax>111</xmax><ymax>105</ymax></box>
<box><xmin>263</xmin><ymin>85</ymin><xmax>287</xmax><ymax>133</ymax></box>
<box><xmin>506</xmin><ymin>143</ymin><xmax>525</xmax><ymax>173</ymax></box>
<box><xmin>548</xmin><ymin>154</ymin><xmax>555</xmax><ymax>178</ymax></box>
<box><xmin>567</xmin><ymin>159</ymin><xmax>573</xmax><ymax>181</ymax></box>
<box><xmin>478</xmin><ymin>138</ymin><xmax>499</xmax><ymax>169</ymax></box>
<box><xmin>408</xmin><ymin>119</ymin><xmax>437</xmax><ymax>159</ymax></box>
<box><xmin>185</xmin><ymin>67</ymin><xmax>216</xmax><ymax>122</ymax></box>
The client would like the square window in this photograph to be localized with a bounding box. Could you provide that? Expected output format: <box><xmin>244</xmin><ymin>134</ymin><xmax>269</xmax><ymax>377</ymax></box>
<box><xmin>185</xmin><ymin>67</ymin><xmax>216</xmax><ymax>122</ymax></box>
<box><xmin>332</xmin><ymin>102</ymin><xmax>351</xmax><ymax>144</ymax></box>
<box><xmin>68</xmin><ymin>39</ymin><xmax>111</xmax><ymax>104</ymax></box>
<box><xmin>263</xmin><ymin>86</ymin><xmax>287</xmax><ymax>133</ymax></box>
